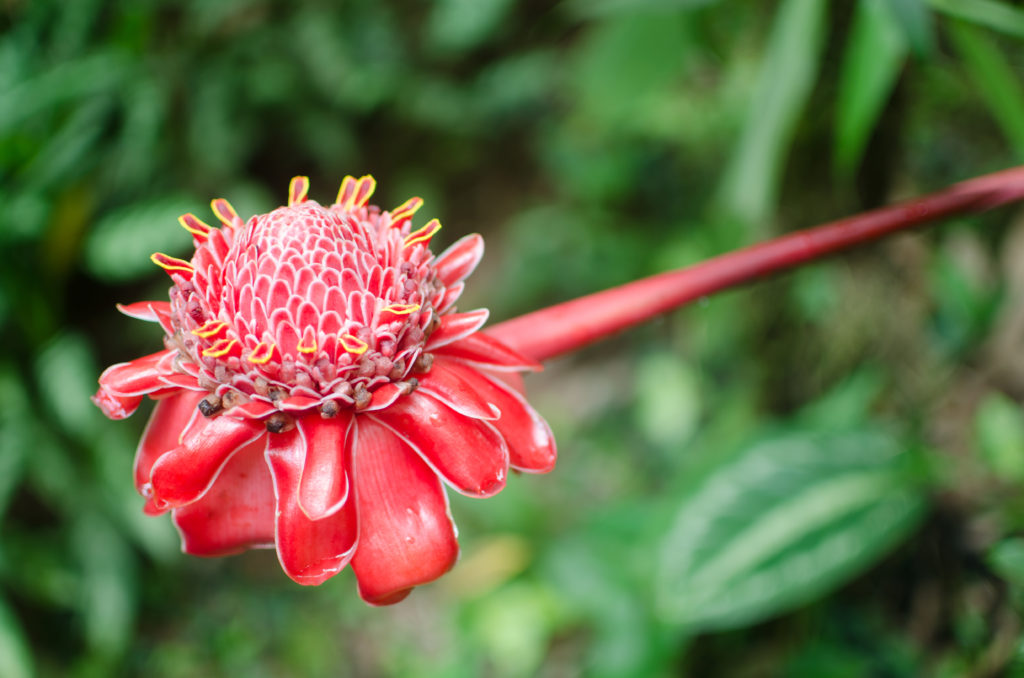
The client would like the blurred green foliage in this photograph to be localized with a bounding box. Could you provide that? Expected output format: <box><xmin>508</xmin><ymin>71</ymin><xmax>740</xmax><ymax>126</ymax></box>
<box><xmin>3</xmin><ymin>0</ymin><xmax>1024</xmax><ymax>675</ymax></box>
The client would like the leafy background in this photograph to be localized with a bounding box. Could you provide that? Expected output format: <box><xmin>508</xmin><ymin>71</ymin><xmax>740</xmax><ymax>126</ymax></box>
<box><xmin>3</xmin><ymin>0</ymin><xmax>1024</xmax><ymax>675</ymax></box>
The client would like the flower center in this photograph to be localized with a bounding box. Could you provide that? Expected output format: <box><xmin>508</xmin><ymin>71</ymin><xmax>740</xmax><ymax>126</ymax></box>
<box><xmin>163</xmin><ymin>196</ymin><xmax>445</xmax><ymax>417</ymax></box>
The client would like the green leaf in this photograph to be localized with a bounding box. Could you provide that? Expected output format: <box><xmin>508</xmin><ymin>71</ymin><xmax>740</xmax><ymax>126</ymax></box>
<box><xmin>0</xmin><ymin>596</ymin><xmax>34</xmax><ymax>678</ymax></box>
<box><xmin>947</xmin><ymin>20</ymin><xmax>1024</xmax><ymax>159</ymax></box>
<box><xmin>796</xmin><ymin>369</ymin><xmax>886</xmax><ymax>430</ymax></box>
<box><xmin>22</xmin><ymin>97</ymin><xmax>111</xmax><ymax>189</ymax></box>
<box><xmin>834</xmin><ymin>0</ymin><xmax>909</xmax><ymax>175</ymax></box>
<box><xmin>34</xmin><ymin>332</ymin><xmax>105</xmax><ymax>442</ymax></box>
<box><xmin>716</xmin><ymin>0</ymin><xmax>828</xmax><ymax>226</ymax></box>
<box><xmin>570</xmin><ymin>11</ymin><xmax>692</xmax><ymax>130</ymax></box>
<box><xmin>974</xmin><ymin>393</ymin><xmax>1024</xmax><ymax>482</ymax></box>
<box><xmin>427</xmin><ymin>0</ymin><xmax>515</xmax><ymax>54</ymax></box>
<box><xmin>466</xmin><ymin>582</ymin><xmax>562</xmax><ymax>678</ymax></box>
<box><xmin>988</xmin><ymin>537</ymin><xmax>1024</xmax><ymax>588</ymax></box>
<box><xmin>634</xmin><ymin>352</ymin><xmax>702</xmax><ymax>448</ymax></box>
<box><xmin>72</xmin><ymin>513</ymin><xmax>136</xmax><ymax>656</ymax></box>
<box><xmin>928</xmin><ymin>0</ymin><xmax>1024</xmax><ymax>40</ymax></box>
<box><xmin>82</xmin><ymin>196</ymin><xmax>196</xmax><ymax>282</ymax></box>
<box><xmin>0</xmin><ymin>369</ymin><xmax>30</xmax><ymax>520</ymax></box>
<box><xmin>0</xmin><ymin>51</ymin><xmax>129</xmax><ymax>133</ymax></box>
<box><xmin>886</xmin><ymin>0</ymin><xmax>935</xmax><ymax>56</ymax></box>
<box><xmin>563</xmin><ymin>0</ymin><xmax>720</xmax><ymax>19</ymax></box>
<box><xmin>656</xmin><ymin>428</ymin><xmax>926</xmax><ymax>631</ymax></box>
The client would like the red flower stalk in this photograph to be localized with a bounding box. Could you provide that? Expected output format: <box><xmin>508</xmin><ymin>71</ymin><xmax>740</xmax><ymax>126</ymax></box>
<box><xmin>94</xmin><ymin>166</ymin><xmax>1024</xmax><ymax>604</ymax></box>
<box><xmin>490</xmin><ymin>165</ymin><xmax>1024</xmax><ymax>362</ymax></box>
<box><xmin>93</xmin><ymin>176</ymin><xmax>556</xmax><ymax>605</ymax></box>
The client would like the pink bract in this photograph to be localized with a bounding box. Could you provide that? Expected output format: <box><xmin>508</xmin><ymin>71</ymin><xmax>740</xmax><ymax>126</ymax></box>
<box><xmin>93</xmin><ymin>176</ymin><xmax>557</xmax><ymax>605</ymax></box>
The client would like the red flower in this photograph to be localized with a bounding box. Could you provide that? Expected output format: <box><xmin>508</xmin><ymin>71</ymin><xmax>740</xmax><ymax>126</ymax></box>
<box><xmin>93</xmin><ymin>176</ymin><xmax>556</xmax><ymax>605</ymax></box>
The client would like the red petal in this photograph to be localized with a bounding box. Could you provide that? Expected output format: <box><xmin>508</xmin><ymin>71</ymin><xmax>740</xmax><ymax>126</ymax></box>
<box><xmin>369</xmin><ymin>393</ymin><xmax>508</xmax><ymax>497</ymax></box>
<box><xmin>435</xmin><ymin>281</ymin><xmax>465</xmax><ymax>313</ymax></box>
<box><xmin>415</xmin><ymin>361</ymin><xmax>499</xmax><ymax>420</ymax></box>
<box><xmin>433</xmin><ymin>234</ymin><xmax>484</xmax><ymax>287</ymax></box>
<box><xmin>172</xmin><ymin>437</ymin><xmax>276</xmax><ymax>555</ymax></box>
<box><xmin>279</xmin><ymin>395</ymin><xmax>320</xmax><ymax>412</ymax></box>
<box><xmin>97</xmin><ymin>349</ymin><xmax>179</xmax><ymax>396</ymax></box>
<box><xmin>424</xmin><ymin>309</ymin><xmax>489</xmax><ymax>351</ymax></box>
<box><xmin>266</xmin><ymin>427</ymin><xmax>357</xmax><ymax>585</ymax></box>
<box><xmin>223</xmin><ymin>400</ymin><xmax>277</xmax><ymax>420</ymax></box>
<box><xmin>297</xmin><ymin>414</ymin><xmax>353</xmax><ymax>520</ymax></box>
<box><xmin>134</xmin><ymin>391</ymin><xmax>205</xmax><ymax>501</ymax></box>
<box><xmin>148</xmin><ymin>415</ymin><xmax>266</xmax><ymax>510</ymax></box>
<box><xmin>487</xmin><ymin>369</ymin><xmax>525</xmax><ymax>394</ymax></box>
<box><xmin>364</xmin><ymin>382</ymin><xmax>402</xmax><ymax>411</ymax></box>
<box><xmin>433</xmin><ymin>332</ymin><xmax>542</xmax><ymax>372</ymax></box>
<box><xmin>91</xmin><ymin>388</ymin><xmax>143</xmax><ymax>420</ymax></box>
<box><xmin>435</xmin><ymin>358</ymin><xmax>557</xmax><ymax>473</ymax></box>
<box><xmin>116</xmin><ymin>300</ymin><xmax>171</xmax><ymax>324</ymax></box>
<box><xmin>350</xmin><ymin>418</ymin><xmax>459</xmax><ymax>605</ymax></box>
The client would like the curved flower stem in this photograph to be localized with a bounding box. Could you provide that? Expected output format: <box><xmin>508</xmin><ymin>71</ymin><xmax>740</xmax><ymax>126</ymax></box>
<box><xmin>488</xmin><ymin>165</ymin><xmax>1024</xmax><ymax>363</ymax></box>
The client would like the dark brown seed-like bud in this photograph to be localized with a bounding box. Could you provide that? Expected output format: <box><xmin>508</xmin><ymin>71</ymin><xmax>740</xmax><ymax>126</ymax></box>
<box><xmin>388</xmin><ymin>359</ymin><xmax>406</xmax><ymax>381</ymax></box>
<box><xmin>413</xmin><ymin>353</ymin><xmax>433</xmax><ymax>373</ymax></box>
<box><xmin>266</xmin><ymin>413</ymin><xmax>290</xmax><ymax>433</ymax></box>
<box><xmin>198</xmin><ymin>395</ymin><xmax>222</xmax><ymax>417</ymax></box>
<box><xmin>221</xmin><ymin>390</ymin><xmax>241</xmax><ymax>409</ymax></box>
<box><xmin>353</xmin><ymin>383</ymin><xmax>371</xmax><ymax>410</ymax></box>
<box><xmin>268</xmin><ymin>387</ymin><xmax>287</xmax><ymax>403</ymax></box>
<box><xmin>405</xmin><ymin>377</ymin><xmax>419</xmax><ymax>394</ymax></box>
<box><xmin>320</xmin><ymin>400</ymin><xmax>340</xmax><ymax>419</ymax></box>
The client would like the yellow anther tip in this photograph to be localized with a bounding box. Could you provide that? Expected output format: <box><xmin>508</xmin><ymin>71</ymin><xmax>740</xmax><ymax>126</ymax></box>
<box><xmin>403</xmin><ymin>218</ymin><xmax>442</xmax><ymax>248</ymax></box>
<box><xmin>289</xmin><ymin>176</ymin><xmax>310</xmax><ymax>207</ymax></box>
<box><xmin>340</xmin><ymin>334</ymin><xmax>369</xmax><ymax>356</ymax></box>
<box><xmin>151</xmin><ymin>252</ymin><xmax>194</xmax><ymax>275</ymax></box>
<box><xmin>202</xmin><ymin>339</ymin><xmax>237</xmax><ymax>358</ymax></box>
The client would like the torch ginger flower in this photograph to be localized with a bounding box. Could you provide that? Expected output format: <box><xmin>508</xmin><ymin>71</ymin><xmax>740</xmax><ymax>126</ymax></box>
<box><xmin>92</xmin><ymin>176</ymin><xmax>556</xmax><ymax>605</ymax></box>
<box><xmin>94</xmin><ymin>165</ymin><xmax>1024</xmax><ymax>605</ymax></box>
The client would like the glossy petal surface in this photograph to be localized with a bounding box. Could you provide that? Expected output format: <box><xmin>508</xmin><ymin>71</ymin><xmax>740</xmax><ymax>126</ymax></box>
<box><xmin>351</xmin><ymin>419</ymin><xmax>458</xmax><ymax>605</ymax></box>
<box><xmin>134</xmin><ymin>391</ymin><xmax>206</xmax><ymax>512</ymax></box>
<box><xmin>296</xmin><ymin>414</ymin><xmax>353</xmax><ymax>520</ymax></box>
<box><xmin>267</xmin><ymin>428</ymin><xmax>358</xmax><ymax>585</ymax></box>
<box><xmin>371</xmin><ymin>392</ymin><xmax>508</xmax><ymax>497</ymax></box>
<box><xmin>149</xmin><ymin>415</ymin><xmax>265</xmax><ymax>509</ymax></box>
<box><xmin>436</xmin><ymin>358</ymin><xmax>556</xmax><ymax>472</ymax></box>
<box><xmin>173</xmin><ymin>438</ymin><xmax>276</xmax><ymax>555</ymax></box>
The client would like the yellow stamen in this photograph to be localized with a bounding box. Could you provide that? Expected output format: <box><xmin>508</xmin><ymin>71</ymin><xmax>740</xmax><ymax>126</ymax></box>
<box><xmin>335</xmin><ymin>175</ymin><xmax>358</xmax><ymax>209</ymax></box>
<box><xmin>202</xmin><ymin>338</ymin><xmax>237</xmax><ymax>358</ymax></box>
<box><xmin>403</xmin><ymin>218</ymin><xmax>441</xmax><ymax>248</ymax></box>
<box><xmin>340</xmin><ymin>333</ymin><xmax>369</xmax><ymax>356</ymax></box>
<box><xmin>288</xmin><ymin>176</ymin><xmax>310</xmax><ymax>207</ymax></box>
<box><xmin>390</xmin><ymin>196</ymin><xmax>424</xmax><ymax>224</ymax></box>
<box><xmin>210</xmin><ymin>198</ymin><xmax>239</xmax><ymax>227</ymax></box>
<box><xmin>150</xmin><ymin>252</ymin><xmax>194</xmax><ymax>276</ymax></box>
<box><xmin>247</xmin><ymin>342</ymin><xmax>275</xmax><ymax>365</ymax></box>
<box><xmin>297</xmin><ymin>333</ymin><xmax>318</xmax><ymax>354</ymax></box>
<box><xmin>191</xmin><ymin>320</ymin><xmax>228</xmax><ymax>338</ymax></box>
<box><xmin>353</xmin><ymin>175</ymin><xmax>377</xmax><ymax>207</ymax></box>
<box><xmin>381</xmin><ymin>303</ymin><xmax>420</xmax><ymax>318</ymax></box>
<box><xmin>178</xmin><ymin>213</ymin><xmax>212</xmax><ymax>239</ymax></box>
